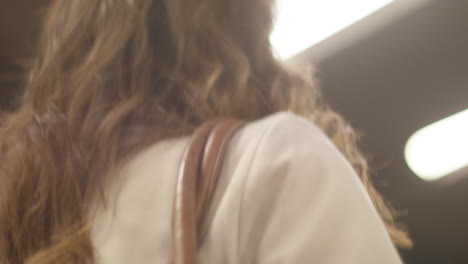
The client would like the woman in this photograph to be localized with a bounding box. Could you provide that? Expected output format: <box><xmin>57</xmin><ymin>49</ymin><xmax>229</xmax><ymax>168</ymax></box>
<box><xmin>0</xmin><ymin>0</ymin><xmax>411</xmax><ymax>263</ymax></box>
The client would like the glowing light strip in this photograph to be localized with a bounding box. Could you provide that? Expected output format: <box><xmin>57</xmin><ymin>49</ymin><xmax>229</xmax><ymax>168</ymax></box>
<box><xmin>271</xmin><ymin>0</ymin><xmax>395</xmax><ymax>59</ymax></box>
<box><xmin>405</xmin><ymin>109</ymin><xmax>468</xmax><ymax>181</ymax></box>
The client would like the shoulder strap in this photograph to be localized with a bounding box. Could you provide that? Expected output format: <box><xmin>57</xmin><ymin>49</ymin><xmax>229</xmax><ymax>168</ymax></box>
<box><xmin>172</xmin><ymin>119</ymin><xmax>245</xmax><ymax>264</ymax></box>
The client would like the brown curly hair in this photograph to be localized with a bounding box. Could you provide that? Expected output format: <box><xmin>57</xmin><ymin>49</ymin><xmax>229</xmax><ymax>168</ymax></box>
<box><xmin>0</xmin><ymin>0</ymin><xmax>411</xmax><ymax>263</ymax></box>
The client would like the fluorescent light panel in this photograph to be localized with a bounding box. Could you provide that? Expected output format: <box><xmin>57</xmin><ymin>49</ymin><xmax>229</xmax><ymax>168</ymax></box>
<box><xmin>271</xmin><ymin>0</ymin><xmax>395</xmax><ymax>59</ymax></box>
<box><xmin>405</xmin><ymin>109</ymin><xmax>468</xmax><ymax>181</ymax></box>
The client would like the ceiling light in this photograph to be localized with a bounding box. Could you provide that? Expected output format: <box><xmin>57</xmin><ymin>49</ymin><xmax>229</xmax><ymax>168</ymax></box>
<box><xmin>271</xmin><ymin>0</ymin><xmax>395</xmax><ymax>59</ymax></box>
<box><xmin>405</xmin><ymin>109</ymin><xmax>468</xmax><ymax>181</ymax></box>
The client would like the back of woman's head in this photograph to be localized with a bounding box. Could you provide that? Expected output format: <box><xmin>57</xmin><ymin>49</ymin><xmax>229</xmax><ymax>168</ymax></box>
<box><xmin>22</xmin><ymin>0</ymin><xmax>284</xmax><ymax>121</ymax></box>
<box><xmin>0</xmin><ymin>0</ymin><xmax>410</xmax><ymax>263</ymax></box>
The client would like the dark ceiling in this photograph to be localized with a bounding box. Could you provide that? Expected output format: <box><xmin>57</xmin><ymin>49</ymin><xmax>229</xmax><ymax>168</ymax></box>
<box><xmin>1</xmin><ymin>0</ymin><xmax>467</xmax><ymax>263</ymax></box>
<box><xmin>299</xmin><ymin>1</ymin><xmax>468</xmax><ymax>263</ymax></box>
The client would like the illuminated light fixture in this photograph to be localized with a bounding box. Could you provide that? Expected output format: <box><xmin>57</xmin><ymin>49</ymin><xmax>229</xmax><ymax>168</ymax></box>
<box><xmin>271</xmin><ymin>0</ymin><xmax>395</xmax><ymax>59</ymax></box>
<box><xmin>405</xmin><ymin>109</ymin><xmax>468</xmax><ymax>181</ymax></box>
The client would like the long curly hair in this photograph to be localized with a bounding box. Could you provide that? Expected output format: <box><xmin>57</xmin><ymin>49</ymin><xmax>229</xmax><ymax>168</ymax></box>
<box><xmin>0</xmin><ymin>0</ymin><xmax>411</xmax><ymax>263</ymax></box>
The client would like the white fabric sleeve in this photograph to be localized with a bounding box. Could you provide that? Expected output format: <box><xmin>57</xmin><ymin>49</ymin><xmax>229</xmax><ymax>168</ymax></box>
<box><xmin>237</xmin><ymin>113</ymin><xmax>402</xmax><ymax>264</ymax></box>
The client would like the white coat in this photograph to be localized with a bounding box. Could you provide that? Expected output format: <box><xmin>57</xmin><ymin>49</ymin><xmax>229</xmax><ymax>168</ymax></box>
<box><xmin>92</xmin><ymin>112</ymin><xmax>402</xmax><ymax>263</ymax></box>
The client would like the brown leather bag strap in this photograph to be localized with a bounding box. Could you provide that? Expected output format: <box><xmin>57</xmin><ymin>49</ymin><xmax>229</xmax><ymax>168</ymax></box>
<box><xmin>172</xmin><ymin>119</ymin><xmax>245</xmax><ymax>264</ymax></box>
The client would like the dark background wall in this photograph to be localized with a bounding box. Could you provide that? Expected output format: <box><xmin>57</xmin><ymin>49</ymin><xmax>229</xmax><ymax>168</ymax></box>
<box><xmin>0</xmin><ymin>1</ymin><xmax>45</xmax><ymax>111</ymax></box>
<box><xmin>1</xmin><ymin>0</ymin><xmax>467</xmax><ymax>263</ymax></box>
